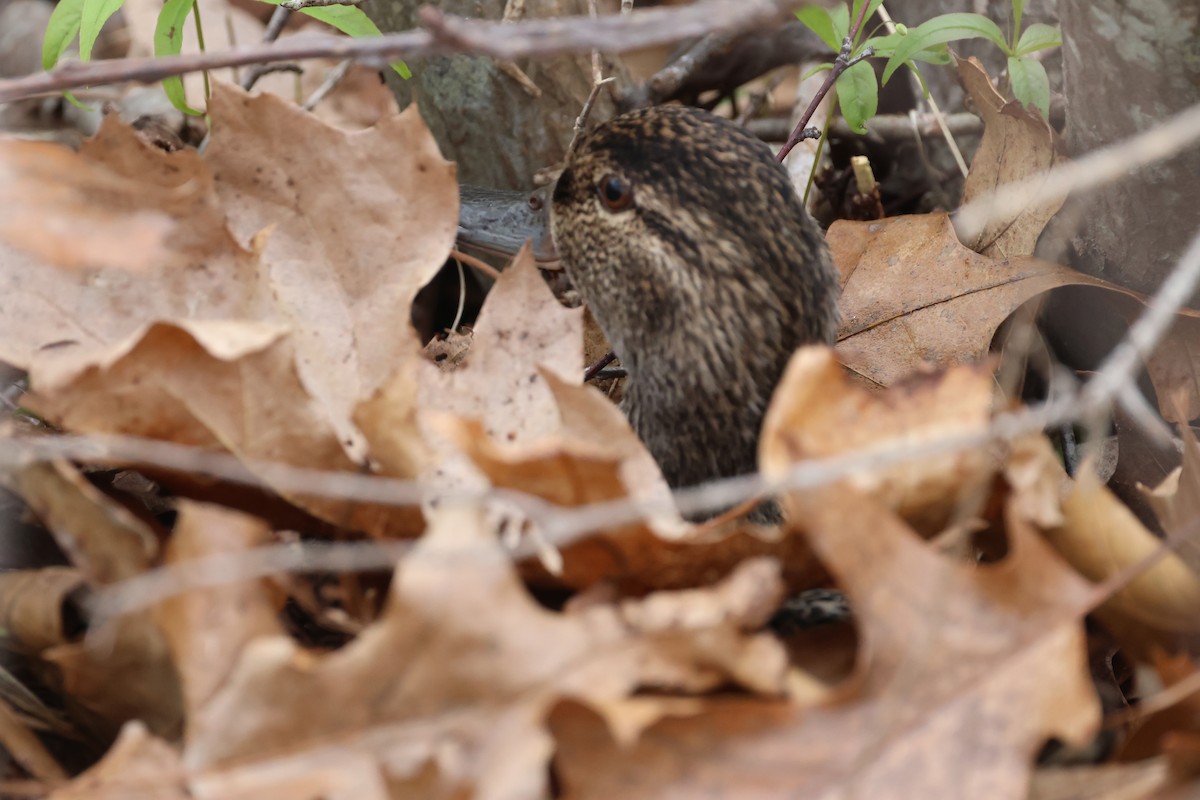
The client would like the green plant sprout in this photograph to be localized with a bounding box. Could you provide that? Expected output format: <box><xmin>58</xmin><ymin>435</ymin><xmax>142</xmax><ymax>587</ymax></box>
<box><xmin>796</xmin><ymin>0</ymin><xmax>1062</xmax><ymax>133</ymax></box>
<box><xmin>41</xmin><ymin>0</ymin><xmax>410</xmax><ymax>116</ymax></box>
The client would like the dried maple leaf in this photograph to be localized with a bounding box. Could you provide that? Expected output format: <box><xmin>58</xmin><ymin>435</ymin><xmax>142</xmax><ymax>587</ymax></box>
<box><xmin>417</xmin><ymin>245</ymin><xmax>584</xmax><ymax>445</ymax></box>
<box><xmin>204</xmin><ymin>84</ymin><xmax>457</xmax><ymax>453</ymax></box>
<box><xmin>134</xmin><ymin>508</ymin><xmax>789</xmax><ymax>799</ymax></box>
<box><xmin>27</xmin><ymin>320</ymin><xmax>421</xmax><ymax>537</ymax></box>
<box><xmin>553</xmin><ymin>485</ymin><xmax>1100</xmax><ymax>800</ymax></box>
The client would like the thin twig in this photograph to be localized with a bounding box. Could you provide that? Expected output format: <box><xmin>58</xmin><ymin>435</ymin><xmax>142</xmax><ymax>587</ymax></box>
<box><xmin>0</xmin><ymin>0</ymin><xmax>807</xmax><ymax>104</ymax></box>
<box><xmin>747</xmin><ymin>112</ymin><xmax>982</xmax><ymax>142</ymax></box>
<box><xmin>302</xmin><ymin>59</ymin><xmax>352</xmax><ymax>110</ymax></box>
<box><xmin>448</xmin><ymin>248</ymin><xmax>502</xmax><ymax>281</ymax></box>
<box><xmin>876</xmin><ymin>3</ymin><xmax>967</xmax><ymax>177</ymax></box>
<box><xmin>282</xmin><ymin>0</ymin><xmax>366</xmax><ymax>9</ymax></box>
<box><xmin>242</xmin><ymin>6</ymin><xmax>292</xmax><ymax>92</ymax></box>
<box><xmin>584</xmin><ymin>351</ymin><xmax>617</xmax><ymax>382</ymax></box>
<box><xmin>777</xmin><ymin>3</ymin><xmax>874</xmax><ymax>164</ymax></box>
<box><xmin>567</xmin><ymin>77</ymin><xmax>615</xmax><ymax>157</ymax></box>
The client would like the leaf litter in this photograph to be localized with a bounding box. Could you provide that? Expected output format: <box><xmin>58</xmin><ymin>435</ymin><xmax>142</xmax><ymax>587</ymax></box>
<box><xmin>1</xmin><ymin>53</ymin><xmax>1200</xmax><ymax>800</ymax></box>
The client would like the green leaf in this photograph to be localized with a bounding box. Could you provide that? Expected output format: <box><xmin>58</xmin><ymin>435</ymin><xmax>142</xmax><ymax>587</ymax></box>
<box><xmin>41</xmin><ymin>0</ymin><xmax>85</xmax><ymax>70</ymax></box>
<box><xmin>836</xmin><ymin>59</ymin><xmax>878</xmax><ymax>134</ymax></box>
<box><xmin>799</xmin><ymin>61</ymin><xmax>835</xmax><ymax>81</ymax></box>
<box><xmin>79</xmin><ymin>0</ymin><xmax>126</xmax><ymax>60</ymax></box>
<box><xmin>829</xmin><ymin>2</ymin><xmax>850</xmax><ymax>44</ymax></box>
<box><xmin>1008</xmin><ymin>54</ymin><xmax>1050</xmax><ymax>118</ymax></box>
<box><xmin>849</xmin><ymin>0</ymin><xmax>885</xmax><ymax>36</ymax></box>
<box><xmin>1016</xmin><ymin>22</ymin><xmax>1062</xmax><ymax>54</ymax></box>
<box><xmin>881</xmin><ymin>13</ymin><xmax>1009</xmax><ymax>83</ymax></box>
<box><xmin>252</xmin><ymin>0</ymin><xmax>409</xmax><ymax>79</ymax></box>
<box><xmin>795</xmin><ymin>6</ymin><xmax>841</xmax><ymax>52</ymax></box>
<box><xmin>154</xmin><ymin>0</ymin><xmax>203</xmax><ymax>115</ymax></box>
<box><xmin>1011</xmin><ymin>0</ymin><xmax>1025</xmax><ymax>42</ymax></box>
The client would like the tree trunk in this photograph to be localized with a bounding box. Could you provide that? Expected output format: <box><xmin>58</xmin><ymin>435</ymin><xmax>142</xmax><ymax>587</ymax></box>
<box><xmin>1059</xmin><ymin>0</ymin><xmax>1200</xmax><ymax>297</ymax></box>
<box><xmin>364</xmin><ymin>0</ymin><xmax>631</xmax><ymax>190</ymax></box>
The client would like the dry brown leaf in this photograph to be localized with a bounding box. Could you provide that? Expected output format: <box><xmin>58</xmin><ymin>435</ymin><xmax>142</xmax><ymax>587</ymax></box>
<box><xmin>13</xmin><ymin>461</ymin><xmax>159</xmax><ymax>584</ymax></box>
<box><xmin>418</xmin><ymin>245</ymin><xmax>584</xmax><ymax>445</ymax></box>
<box><xmin>205</xmin><ymin>84</ymin><xmax>457</xmax><ymax>452</ymax></box>
<box><xmin>554</xmin><ymin>485</ymin><xmax>1099</xmax><ymax>800</ymax></box>
<box><xmin>0</xmin><ymin>567</ymin><xmax>85</xmax><ymax>653</ymax></box>
<box><xmin>831</xmin><ymin>213</ymin><xmax>1102</xmax><ymax>388</ymax></box>
<box><xmin>155</xmin><ymin>507</ymin><xmax>786</xmax><ymax>800</ymax></box>
<box><xmin>27</xmin><ymin>320</ymin><xmax>420</xmax><ymax>538</ymax></box>
<box><xmin>48</xmin><ymin>722</ymin><xmax>187</xmax><ymax>800</ymax></box>
<box><xmin>1142</xmin><ymin>424</ymin><xmax>1200</xmax><ymax>574</ymax></box>
<box><xmin>0</xmin><ymin>140</ymin><xmax>182</xmax><ymax>274</ymax></box>
<box><xmin>829</xmin><ymin>214</ymin><xmax>1200</xmax><ymax>419</ymax></box>
<box><xmin>956</xmin><ymin>55</ymin><xmax>1065</xmax><ymax>257</ymax></box>
<box><xmin>760</xmin><ymin>346</ymin><xmax>996</xmax><ymax>535</ymax></box>
<box><xmin>153</xmin><ymin>501</ymin><xmax>281</xmax><ymax>718</ymax></box>
<box><xmin>1118</xmin><ymin>652</ymin><xmax>1200</xmax><ymax>762</ymax></box>
<box><xmin>4</xmin><ymin>84</ymin><xmax>455</xmax><ymax>477</ymax></box>
<box><xmin>0</xmin><ymin>118</ymin><xmax>262</xmax><ymax>371</ymax></box>
<box><xmin>1028</xmin><ymin>760</ymin><xmax>1175</xmax><ymax>800</ymax></box>
<box><xmin>44</xmin><ymin>609</ymin><xmax>183</xmax><ymax>741</ymax></box>
<box><xmin>1007</xmin><ymin>437</ymin><xmax>1200</xmax><ymax>653</ymax></box>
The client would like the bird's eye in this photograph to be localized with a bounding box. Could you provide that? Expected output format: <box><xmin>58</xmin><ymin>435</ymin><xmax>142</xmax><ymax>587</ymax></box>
<box><xmin>598</xmin><ymin>175</ymin><xmax>633</xmax><ymax>211</ymax></box>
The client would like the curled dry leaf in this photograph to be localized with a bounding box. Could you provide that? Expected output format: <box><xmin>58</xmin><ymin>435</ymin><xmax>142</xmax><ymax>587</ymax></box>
<box><xmin>1141</xmin><ymin>424</ymin><xmax>1200</xmax><ymax>575</ymax></box>
<box><xmin>0</xmin><ymin>567</ymin><xmax>85</xmax><ymax>654</ymax></box>
<box><xmin>759</xmin><ymin>346</ymin><xmax>996</xmax><ymax>536</ymax></box>
<box><xmin>955</xmin><ymin>55</ymin><xmax>1066</xmax><ymax>258</ymax></box>
<box><xmin>14</xmin><ymin>460</ymin><xmax>160</xmax><ymax>584</ymax></box>
<box><xmin>27</xmin><ymin>320</ymin><xmax>421</xmax><ymax>538</ymax></box>
<box><xmin>555</xmin><ymin>485</ymin><xmax>1099</xmax><ymax>800</ymax></box>
<box><xmin>131</xmin><ymin>507</ymin><xmax>787</xmax><ymax>800</ymax></box>
<box><xmin>1007</xmin><ymin>436</ymin><xmax>1200</xmax><ymax>654</ymax></box>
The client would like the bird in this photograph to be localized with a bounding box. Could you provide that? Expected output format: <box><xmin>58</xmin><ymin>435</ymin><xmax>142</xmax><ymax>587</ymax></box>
<box><xmin>460</xmin><ymin>104</ymin><xmax>840</xmax><ymax>520</ymax></box>
<box><xmin>550</xmin><ymin>105</ymin><xmax>839</xmax><ymax>516</ymax></box>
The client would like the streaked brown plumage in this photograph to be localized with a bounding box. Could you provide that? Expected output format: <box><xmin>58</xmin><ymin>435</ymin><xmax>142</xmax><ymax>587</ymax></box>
<box><xmin>550</xmin><ymin>105</ymin><xmax>839</xmax><ymax>511</ymax></box>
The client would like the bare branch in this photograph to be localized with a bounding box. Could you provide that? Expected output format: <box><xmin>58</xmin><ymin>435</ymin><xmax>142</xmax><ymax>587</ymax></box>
<box><xmin>0</xmin><ymin>0</ymin><xmax>805</xmax><ymax>104</ymax></box>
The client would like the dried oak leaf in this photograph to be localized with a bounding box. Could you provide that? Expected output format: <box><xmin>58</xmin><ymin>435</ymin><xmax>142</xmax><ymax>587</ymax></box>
<box><xmin>956</xmin><ymin>55</ymin><xmax>1065</xmax><ymax>258</ymax></box>
<box><xmin>0</xmin><ymin>140</ymin><xmax>179</xmax><ymax>273</ymax></box>
<box><xmin>760</xmin><ymin>346</ymin><xmax>996</xmax><ymax>536</ymax></box>
<box><xmin>554</xmin><ymin>484</ymin><xmax>1100</xmax><ymax>800</ymax></box>
<box><xmin>152</xmin><ymin>501</ymin><xmax>281</xmax><ymax>717</ymax></box>
<box><xmin>27</xmin><ymin>320</ymin><xmax>419</xmax><ymax>537</ymax></box>
<box><xmin>417</xmin><ymin>245</ymin><xmax>584</xmax><ymax>446</ymax></box>
<box><xmin>437</xmin><ymin>369</ymin><xmax>825</xmax><ymax>593</ymax></box>
<box><xmin>161</xmin><ymin>508</ymin><xmax>785</xmax><ymax>800</ymax></box>
<box><xmin>204</xmin><ymin>83</ymin><xmax>457</xmax><ymax>453</ymax></box>
<box><xmin>48</xmin><ymin>722</ymin><xmax>188</xmax><ymax>800</ymax></box>
<box><xmin>830</xmin><ymin>214</ymin><xmax>1200</xmax><ymax>421</ymax></box>
<box><xmin>3</xmin><ymin>81</ymin><xmax>453</xmax><ymax>466</ymax></box>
